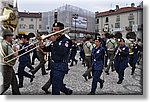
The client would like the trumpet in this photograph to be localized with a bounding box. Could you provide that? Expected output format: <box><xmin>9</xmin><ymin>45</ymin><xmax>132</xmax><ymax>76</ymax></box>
<box><xmin>3</xmin><ymin>27</ymin><xmax>71</xmax><ymax>64</ymax></box>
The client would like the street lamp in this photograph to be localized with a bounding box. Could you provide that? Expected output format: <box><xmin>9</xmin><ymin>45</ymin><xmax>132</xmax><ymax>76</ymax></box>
<box><xmin>72</xmin><ymin>14</ymin><xmax>78</xmax><ymax>39</ymax></box>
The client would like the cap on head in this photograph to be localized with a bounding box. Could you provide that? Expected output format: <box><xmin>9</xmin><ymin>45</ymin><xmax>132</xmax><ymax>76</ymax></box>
<box><xmin>95</xmin><ymin>37</ymin><xmax>102</xmax><ymax>42</ymax></box>
<box><xmin>20</xmin><ymin>34</ymin><xmax>29</xmax><ymax>40</ymax></box>
<box><xmin>2</xmin><ymin>29</ymin><xmax>13</xmax><ymax>37</ymax></box>
<box><xmin>52</xmin><ymin>22</ymin><xmax>64</xmax><ymax>30</ymax></box>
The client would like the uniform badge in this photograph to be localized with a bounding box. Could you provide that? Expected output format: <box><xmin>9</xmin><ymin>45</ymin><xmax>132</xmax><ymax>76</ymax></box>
<box><xmin>65</xmin><ymin>42</ymin><xmax>69</xmax><ymax>47</ymax></box>
<box><xmin>122</xmin><ymin>47</ymin><xmax>125</xmax><ymax>50</ymax></box>
<box><xmin>59</xmin><ymin>41</ymin><xmax>62</xmax><ymax>46</ymax></box>
<box><xmin>96</xmin><ymin>50</ymin><xmax>100</xmax><ymax>53</ymax></box>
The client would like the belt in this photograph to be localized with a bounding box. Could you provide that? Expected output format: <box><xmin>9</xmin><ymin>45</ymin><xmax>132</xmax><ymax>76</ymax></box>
<box><xmin>51</xmin><ymin>60</ymin><xmax>67</xmax><ymax>63</ymax></box>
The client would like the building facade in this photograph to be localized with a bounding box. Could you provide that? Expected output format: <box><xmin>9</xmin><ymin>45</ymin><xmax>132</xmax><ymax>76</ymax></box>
<box><xmin>15</xmin><ymin>12</ymin><xmax>42</xmax><ymax>36</ymax></box>
<box><xmin>42</xmin><ymin>4</ymin><xmax>96</xmax><ymax>39</ymax></box>
<box><xmin>96</xmin><ymin>3</ymin><xmax>143</xmax><ymax>39</ymax></box>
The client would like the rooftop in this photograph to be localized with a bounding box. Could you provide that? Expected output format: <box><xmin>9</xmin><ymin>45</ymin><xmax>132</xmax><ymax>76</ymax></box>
<box><xmin>18</xmin><ymin>12</ymin><xmax>42</xmax><ymax>18</ymax></box>
<box><xmin>96</xmin><ymin>6</ymin><xmax>143</xmax><ymax>17</ymax></box>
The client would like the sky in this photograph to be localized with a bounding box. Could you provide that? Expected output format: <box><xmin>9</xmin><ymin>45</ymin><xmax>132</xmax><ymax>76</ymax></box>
<box><xmin>17</xmin><ymin>0</ymin><xmax>143</xmax><ymax>13</ymax></box>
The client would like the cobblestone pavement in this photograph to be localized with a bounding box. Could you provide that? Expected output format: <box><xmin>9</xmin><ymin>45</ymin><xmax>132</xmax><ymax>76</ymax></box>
<box><xmin>4</xmin><ymin>52</ymin><xmax>143</xmax><ymax>95</ymax></box>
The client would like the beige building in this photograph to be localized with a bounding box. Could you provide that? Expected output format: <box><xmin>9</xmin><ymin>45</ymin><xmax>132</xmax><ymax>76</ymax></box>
<box><xmin>96</xmin><ymin>3</ymin><xmax>143</xmax><ymax>38</ymax></box>
<box><xmin>15</xmin><ymin>12</ymin><xmax>42</xmax><ymax>36</ymax></box>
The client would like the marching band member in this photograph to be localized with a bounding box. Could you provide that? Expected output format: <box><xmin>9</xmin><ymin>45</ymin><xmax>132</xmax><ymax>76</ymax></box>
<box><xmin>82</xmin><ymin>36</ymin><xmax>93</xmax><ymax>81</ymax></box>
<box><xmin>0</xmin><ymin>29</ymin><xmax>20</xmax><ymax>95</ymax></box>
<box><xmin>42</xmin><ymin>22</ymin><xmax>73</xmax><ymax>95</ymax></box>
<box><xmin>88</xmin><ymin>37</ymin><xmax>105</xmax><ymax>95</ymax></box>
<box><xmin>17</xmin><ymin>34</ymin><xmax>35</xmax><ymax>88</ymax></box>
<box><xmin>114</xmin><ymin>38</ymin><xmax>129</xmax><ymax>84</ymax></box>
<box><xmin>30</xmin><ymin>38</ymin><xmax>48</xmax><ymax>76</ymax></box>
<box><xmin>128</xmin><ymin>39</ymin><xmax>140</xmax><ymax>75</ymax></box>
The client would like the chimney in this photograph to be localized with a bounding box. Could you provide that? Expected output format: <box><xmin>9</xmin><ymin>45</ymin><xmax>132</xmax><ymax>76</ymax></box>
<box><xmin>116</xmin><ymin>5</ymin><xmax>119</xmax><ymax>10</ymax></box>
<box><xmin>131</xmin><ymin>3</ymin><xmax>135</xmax><ymax>7</ymax></box>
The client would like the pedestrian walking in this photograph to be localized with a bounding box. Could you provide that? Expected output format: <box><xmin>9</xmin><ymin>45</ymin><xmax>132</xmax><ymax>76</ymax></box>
<box><xmin>114</xmin><ymin>38</ymin><xmax>129</xmax><ymax>84</ymax></box>
<box><xmin>88</xmin><ymin>37</ymin><xmax>105</xmax><ymax>95</ymax></box>
<box><xmin>17</xmin><ymin>35</ymin><xmax>35</xmax><ymax>88</ymax></box>
<box><xmin>82</xmin><ymin>36</ymin><xmax>93</xmax><ymax>81</ymax></box>
<box><xmin>42</xmin><ymin>22</ymin><xmax>73</xmax><ymax>95</ymax></box>
<box><xmin>0</xmin><ymin>29</ymin><xmax>21</xmax><ymax>95</ymax></box>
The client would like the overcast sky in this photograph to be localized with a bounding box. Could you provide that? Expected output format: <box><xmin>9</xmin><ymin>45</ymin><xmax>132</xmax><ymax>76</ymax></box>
<box><xmin>17</xmin><ymin>0</ymin><xmax>143</xmax><ymax>12</ymax></box>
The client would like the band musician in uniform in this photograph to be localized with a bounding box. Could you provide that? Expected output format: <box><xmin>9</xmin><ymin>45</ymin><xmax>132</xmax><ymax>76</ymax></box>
<box><xmin>0</xmin><ymin>29</ymin><xmax>21</xmax><ymax>95</ymax></box>
<box><xmin>114</xmin><ymin>38</ymin><xmax>129</xmax><ymax>84</ymax></box>
<box><xmin>88</xmin><ymin>37</ymin><xmax>105</xmax><ymax>95</ymax></box>
<box><xmin>41</xmin><ymin>22</ymin><xmax>73</xmax><ymax>95</ymax></box>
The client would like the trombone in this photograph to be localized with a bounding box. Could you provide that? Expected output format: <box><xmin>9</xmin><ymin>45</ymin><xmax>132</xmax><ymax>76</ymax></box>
<box><xmin>3</xmin><ymin>27</ymin><xmax>71</xmax><ymax>64</ymax></box>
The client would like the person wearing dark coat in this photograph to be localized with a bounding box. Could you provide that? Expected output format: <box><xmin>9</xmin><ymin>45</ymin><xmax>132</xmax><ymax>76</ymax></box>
<box><xmin>88</xmin><ymin>37</ymin><xmax>105</xmax><ymax>95</ymax></box>
<box><xmin>69</xmin><ymin>39</ymin><xmax>78</xmax><ymax>67</ymax></box>
<box><xmin>17</xmin><ymin>35</ymin><xmax>35</xmax><ymax>88</ymax></box>
<box><xmin>129</xmin><ymin>40</ymin><xmax>141</xmax><ymax>75</ymax></box>
<box><xmin>114</xmin><ymin>39</ymin><xmax>129</xmax><ymax>84</ymax></box>
<box><xmin>42</xmin><ymin>22</ymin><xmax>73</xmax><ymax>95</ymax></box>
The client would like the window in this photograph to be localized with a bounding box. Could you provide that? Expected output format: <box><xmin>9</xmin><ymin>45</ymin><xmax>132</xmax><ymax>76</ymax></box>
<box><xmin>30</xmin><ymin>18</ymin><xmax>33</xmax><ymax>21</ymax></box>
<box><xmin>105</xmin><ymin>17</ymin><xmax>109</xmax><ymax>23</ymax></box>
<box><xmin>39</xmin><ymin>25</ymin><xmax>42</xmax><ymax>29</ymax></box>
<box><xmin>116</xmin><ymin>15</ymin><xmax>120</xmax><ymax>21</ymax></box>
<box><xmin>29</xmin><ymin>24</ymin><xmax>34</xmax><ymax>29</ymax></box>
<box><xmin>115</xmin><ymin>23</ymin><xmax>120</xmax><ymax>28</ymax></box>
<box><xmin>129</xmin><ymin>21</ymin><xmax>135</xmax><ymax>27</ymax></box>
<box><xmin>19</xmin><ymin>24</ymin><xmax>26</xmax><ymax>29</ymax></box>
<box><xmin>128</xmin><ymin>13</ymin><xmax>134</xmax><ymax>20</ymax></box>
<box><xmin>96</xmin><ymin>19</ymin><xmax>99</xmax><ymax>24</ymax></box>
<box><xmin>20</xmin><ymin>18</ymin><xmax>24</xmax><ymax>21</ymax></box>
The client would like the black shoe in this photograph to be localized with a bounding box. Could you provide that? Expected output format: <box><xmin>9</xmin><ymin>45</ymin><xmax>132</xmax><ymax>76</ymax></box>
<box><xmin>30</xmin><ymin>75</ymin><xmax>35</xmax><ymax>83</ymax></box>
<box><xmin>117</xmin><ymin>80</ymin><xmax>122</xmax><ymax>84</ymax></box>
<box><xmin>83</xmin><ymin>63</ymin><xmax>86</xmax><ymax>67</ymax></box>
<box><xmin>41</xmin><ymin>87</ymin><xmax>50</xmax><ymax>94</ymax></box>
<box><xmin>82</xmin><ymin>74</ymin><xmax>88</xmax><ymax>81</ymax></box>
<box><xmin>131</xmin><ymin>71</ymin><xmax>134</xmax><ymax>75</ymax></box>
<box><xmin>18</xmin><ymin>84</ymin><xmax>23</xmax><ymax>88</ymax></box>
<box><xmin>105</xmin><ymin>71</ymin><xmax>109</xmax><ymax>75</ymax></box>
<box><xmin>42</xmin><ymin>73</ymin><xmax>48</xmax><ymax>75</ymax></box>
<box><xmin>88</xmin><ymin>76</ymin><xmax>92</xmax><ymax>79</ymax></box>
<box><xmin>66</xmin><ymin>89</ymin><xmax>73</xmax><ymax>95</ymax></box>
<box><xmin>112</xmin><ymin>69</ymin><xmax>115</xmax><ymax>72</ymax></box>
<box><xmin>46</xmin><ymin>68</ymin><xmax>50</xmax><ymax>71</ymax></box>
<box><xmin>70</xmin><ymin>64</ymin><xmax>73</xmax><ymax>67</ymax></box>
<box><xmin>87</xmin><ymin>92</ymin><xmax>95</xmax><ymax>95</ymax></box>
<box><xmin>75</xmin><ymin>60</ymin><xmax>78</xmax><ymax>64</ymax></box>
<box><xmin>100</xmin><ymin>80</ymin><xmax>104</xmax><ymax>89</ymax></box>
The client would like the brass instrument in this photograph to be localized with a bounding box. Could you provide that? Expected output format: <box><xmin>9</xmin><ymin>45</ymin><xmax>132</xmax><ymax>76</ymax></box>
<box><xmin>4</xmin><ymin>27</ymin><xmax>71</xmax><ymax>64</ymax></box>
<box><xmin>0</xmin><ymin>5</ymin><xmax>18</xmax><ymax>32</ymax></box>
<box><xmin>129</xmin><ymin>41</ymin><xmax>136</xmax><ymax>55</ymax></box>
<box><xmin>0</xmin><ymin>0</ymin><xmax>18</xmax><ymax>66</ymax></box>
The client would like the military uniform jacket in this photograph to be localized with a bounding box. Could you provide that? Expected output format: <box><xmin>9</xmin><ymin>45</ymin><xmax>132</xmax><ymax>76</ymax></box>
<box><xmin>91</xmin><ymin>46</ymin><xmax>105</xmax><ymax>71</ymax></box>
<box><xmin>18</xmin><ymin>42</ymin><xmax>31</xmax><ymax>62</ymax></box>
<box><xmin>83</xmin><ymin>41</ymin><xmax>93</xmax><ymax>57</ymax></box>
<box><xmin>114</xmin><ymin>45</ymin><xmax>129</xmax><ymax>68</ymax></box>
<box><xmin>0</xmin><ymin>40</ymin><xmax>15</xmax><ymax>66</ymax></box>
<box><xmin>43</xmin><ymin>34</ymin><xmax>72</xmax><ymax>72</ymax></box>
